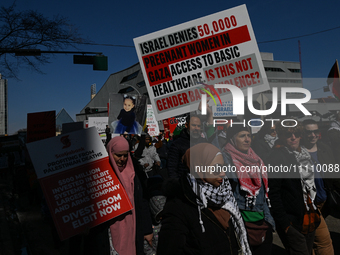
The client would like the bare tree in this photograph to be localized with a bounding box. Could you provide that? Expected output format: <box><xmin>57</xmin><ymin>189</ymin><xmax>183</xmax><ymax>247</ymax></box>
<box><xmin>0</xmin><ymin>3</ymin><xmax>86</xmax><ymax>78</ymax></box>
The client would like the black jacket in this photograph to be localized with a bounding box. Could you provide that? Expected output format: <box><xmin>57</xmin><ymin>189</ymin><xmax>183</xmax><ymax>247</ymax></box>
<box><xmin>117</xmin><ymin>109</ymin><xmax>135</xmax><ymax>127</ymax></box>
<box><xmin>315</xmin><ymin>141</ymin><xmax>340</xmax><ymax>217</ymax></box>
<box><xmin>266</xmin><ymin>145</ymin><xmax>320</xmax><ymax>232</ymax></box>
<box><xmin>134</xmin><ymin>170</ymin><xmax>153</xmax><ymax>254</ymax></box>
<box><xmin>157</xmin><ymin>177</ymin><xmax>239</xmax><ymax>255</ymax></box>
<box><xmin>167</xmin><ymin>129</ymin><xmax>205</xmax><ymax>179</ymax></box>
<box><xmin>327</xmin><ymin>128</ymin><xmax>340</xmax><ymax>165</ymax></box>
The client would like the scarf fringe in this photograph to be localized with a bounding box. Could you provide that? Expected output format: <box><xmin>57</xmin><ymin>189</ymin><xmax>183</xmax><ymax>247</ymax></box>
<box><xmin>196</xmin><ymin>201</ymin><xmax>206</xmax><ymax>233</ymax></box>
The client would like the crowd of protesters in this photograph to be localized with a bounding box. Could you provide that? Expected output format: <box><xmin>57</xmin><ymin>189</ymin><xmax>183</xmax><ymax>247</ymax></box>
<box><xmin>100</xmin><ymin>110</ymin><xmax>340</xmax><ymax>255</ymax></box>
<box><xmin>5</xmin><ymin>110</ymin><xmax>340</xmax><ymax>255</ymax></box>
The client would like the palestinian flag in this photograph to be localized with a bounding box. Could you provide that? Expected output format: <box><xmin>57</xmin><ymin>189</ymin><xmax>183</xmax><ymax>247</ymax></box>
<box><xmin>327</xmin><ymin>60</ymin><xmax>340</xmax><ymax>101</ymax></box>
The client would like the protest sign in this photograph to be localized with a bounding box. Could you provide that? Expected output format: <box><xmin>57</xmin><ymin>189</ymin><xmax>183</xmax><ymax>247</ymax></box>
<box><xmin>162</xmin><ymin>119</ymin><xmax>170</xmax><ymax>138</ymax></box>
<box><xmin>26</xmin><ymin>127</ymin><xmax>132</xmax><ymax>240</ymax></box>
<box><xmin>146</xmin><ymin>104</ymin><xmax>160</xmax><ymax>136</ymax></box>
<box><xmin>88</xmin><ymin>117</ymin><xmax>109</xmax><ymax>140</ymax></box>
<box><xmin>134</xmin><ymin>4</ymin><xmax>269</xmax><ymax>120</ymax></box>
<box><xmin>62</xmin><ymin>122</ymin><xmax>85</xmax><ymax>134</ymax></box>
<box><xmin>168</xmin><ymin>116</ymin><xmax>186</xmax><ymax>135</ymax></box>
<box><xmin>27</xmin><ymin>111</ymin><xmax>56</xmax><ymax>143</ymax></box>
<box><xmin>212</xmin><ymin>101</ymin><xmax>235</xmax><ymax>117</ymax></box>
<box><xmin>88</xmin><ymin>117</ymin><xmax>108</xmax><ymax>134</ymax></box>
<box><xmin>108</xmin><ymin>94</ymin><xmax>147</xmax><ymax>134</ymax></box>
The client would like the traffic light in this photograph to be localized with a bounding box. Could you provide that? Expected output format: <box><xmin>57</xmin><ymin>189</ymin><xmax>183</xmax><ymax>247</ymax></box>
<box><xmin>73</xmin><ymin>55</ymin><xmax>108</xmax><ymax>71</ymax></box>
<box><xmin>93</xmin><ymin>55</ymin><xmax>108</xmax><ymax>71</ymax></box>
<box><xmin>85</xmin><ymin>107</ymin><xmax>99</xmax><ymax>114</ymax></box>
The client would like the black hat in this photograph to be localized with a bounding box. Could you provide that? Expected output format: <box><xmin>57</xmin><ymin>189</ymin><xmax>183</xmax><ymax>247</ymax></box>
<box><xmin>226</xmin><ymin>119</ymin><xmax>251</xmax><ymax>142</ymax></box>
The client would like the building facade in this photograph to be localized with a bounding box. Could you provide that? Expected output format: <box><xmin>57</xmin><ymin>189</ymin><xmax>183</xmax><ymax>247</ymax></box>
<box><xmin>76</xmin><ymin>53</ymin><xmax>339</xmax><ymax>125</ymax></box>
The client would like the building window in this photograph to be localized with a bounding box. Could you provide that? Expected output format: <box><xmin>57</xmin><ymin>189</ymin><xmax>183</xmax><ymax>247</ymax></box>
<box><xmin>120</xmin><ymin>71</ymin><xmax>139</xmax><ymax>83</ymax></box>
<box><xmin>118</xmin><ymin>87</ymin><xmax>135</xmax><ymax>93</ymax></box>
<box><xmin>268</xmin><ymin>79</ymin><xmax>302</xmax><ymax>83</ymax></box>
<box><xmin>288</xmin><ymin>68</ymin><xmax>301</xmax><ymax>73</ymax></box>
<box><xmin>136</xmin><ymin>81</ymin><xmax>146</xmax><ymax>88</ymax></box>
<box><xmin>265</xmin><ymin>67</ymin><xmax>284</xmax><ymax>72</ymax></box>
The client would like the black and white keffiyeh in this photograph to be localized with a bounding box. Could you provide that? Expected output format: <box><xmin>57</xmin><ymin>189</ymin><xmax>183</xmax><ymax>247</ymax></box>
<box><xmin>264</xmin><ymin>134</ymin><xmax>278</xmax><ymax>148</ymax></box>
<box><xmin>329</xmin><ymin>120</ymin><xmax>340</xmax><ymax>132</ymax></box>
<box><xmin>187</xmin><ymin>174</ymin><xmax>251</xmax><ymax>255</ymax></box>
<box><xmin>286</xmin><ymin>146</ymin><xmax>317</xmax><ymax>210</ymax></box>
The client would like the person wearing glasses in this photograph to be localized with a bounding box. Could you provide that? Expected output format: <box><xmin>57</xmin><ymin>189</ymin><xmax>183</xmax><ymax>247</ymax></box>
<box><xmin>252</xmin><ymin>120</ymin><xmax>278</xmax><ymax>162</ymax></box>
<box><xmin>106</xmin><ymin>136</ymin><xmax>153</xmax><ymax>255</ymax></box>
<box><xmin>302</xmin><ymin>119</ymin><xmax>336</xmax><ymax>255</ymax></box>
<box><xmin>157</xmin><ymin>143</ymin><xmax>251</xmax><ymax>255</ymax></box>
<box><xmin>223</xmin><ymin>123</ymin><xmax>274</xmax><ymax>255</ymax></box>
<box><xmin>267</xmin><ymin>119</ymin><xmax>320</xmax><ymax>255</ymax></box>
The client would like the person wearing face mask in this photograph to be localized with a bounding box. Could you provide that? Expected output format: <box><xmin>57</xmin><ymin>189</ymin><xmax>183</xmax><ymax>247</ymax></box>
<box><xmin>266</xmin><ymin>119</ymin><xmax>320</xmax><ymax>255</ymax></box>
<box><xmin>157</xmin><ymin>143</ymin><xmax>251</xmax><ymax>255</ymax></box>
<box><xmin>223</xmin><ymin>123</ymin><xmax>274</xmax><ymax>255</ymax></box>
<box><xmin>139</xmin><ymin>135</ymin><xmax>161</xmax><ymax>177</ymax></box>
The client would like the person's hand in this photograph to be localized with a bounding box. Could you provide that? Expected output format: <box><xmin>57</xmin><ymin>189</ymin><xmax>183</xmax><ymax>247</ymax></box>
<box><xmin>144</xmin><ymin>163</ymin><xmax>149</xmax><ymax>167</ymax></box>
<box><xmin>156</xmin><ymin>161</ymin><xmax>161</xmax><ymax>166</ymax></box>
<box><xmin>198</xmin><ymin>99</ymin><xmax>213</xmax><ymax>125</ymax></box>
<box><xmin>144</xmin><ymin>233</ymin><xmax>153</xmax><ymax>247</ymax></box>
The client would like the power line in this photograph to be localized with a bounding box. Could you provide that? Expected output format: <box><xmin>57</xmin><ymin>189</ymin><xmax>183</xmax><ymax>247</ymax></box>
<box><xmin>258</xmin><ymin>26</ymin><xmax>340</xmax><ymax>44</ymax></box>
<box><xmin>79</xmin><ymin>42</ymin><xmax>135</xmax><ymax>48</ymax></box>
<box><xmin>80</xmin><ymin>25</ymin><xmax>340</xmax><ymax>48</ymax></box>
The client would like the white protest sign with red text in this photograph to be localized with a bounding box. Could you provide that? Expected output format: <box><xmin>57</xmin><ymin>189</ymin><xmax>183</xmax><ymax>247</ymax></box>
<box><xmin>146</xmin><ymin>104</ymin><xmax>160</xmax><ymax>137</ymax></box>
<box><xmin>134</xmin><ymin>4</ymin><xmax>269</xmax><ymax>120</ymax></box>
<box><xmin>26</xmin><ymin>127</ymin><xmax>132</xmax><ymax>240</ymax></box>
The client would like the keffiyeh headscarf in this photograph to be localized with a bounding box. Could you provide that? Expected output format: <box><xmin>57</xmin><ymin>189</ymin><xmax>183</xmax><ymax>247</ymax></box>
<box><xmin>286</xmin><ymin>146</ymin><xmax>317</xmax><ymax>210</ymax></box>
<box><xmin>183</xmin><ymin>143</ymin><xmax>251</xmax><ymax>255</ymax></box>
<box><xmin>329</xmin><ymin>120</ymin><xmax>340</xmax><ymax>132</ymax></box>
<box><xmin>264</xmin><ymin>134</ymin><xmax>278</xmax><ymax>148</ymax></box>
<box><xmin>224</xmin><ymin>142</ymin><xmax>270</xmax><ymax>208</ymax></box>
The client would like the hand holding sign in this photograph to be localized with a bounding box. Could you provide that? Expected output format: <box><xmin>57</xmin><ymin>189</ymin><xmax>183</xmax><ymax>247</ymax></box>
<box><xmin>198</xmin><ymin>98</ymin><xmax>213</xmax><ymax>125</ymax></box>
<box><xmin>26</xmin><ymin>127</ymin><xmax>133</xmax><ymax>240</ymax></box>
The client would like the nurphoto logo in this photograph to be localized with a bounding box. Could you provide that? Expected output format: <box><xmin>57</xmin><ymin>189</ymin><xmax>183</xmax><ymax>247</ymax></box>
<box><xmin>200</xmin><ymin>84</ymin><xmax>312</xmax><ymax>128</ymax></box>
